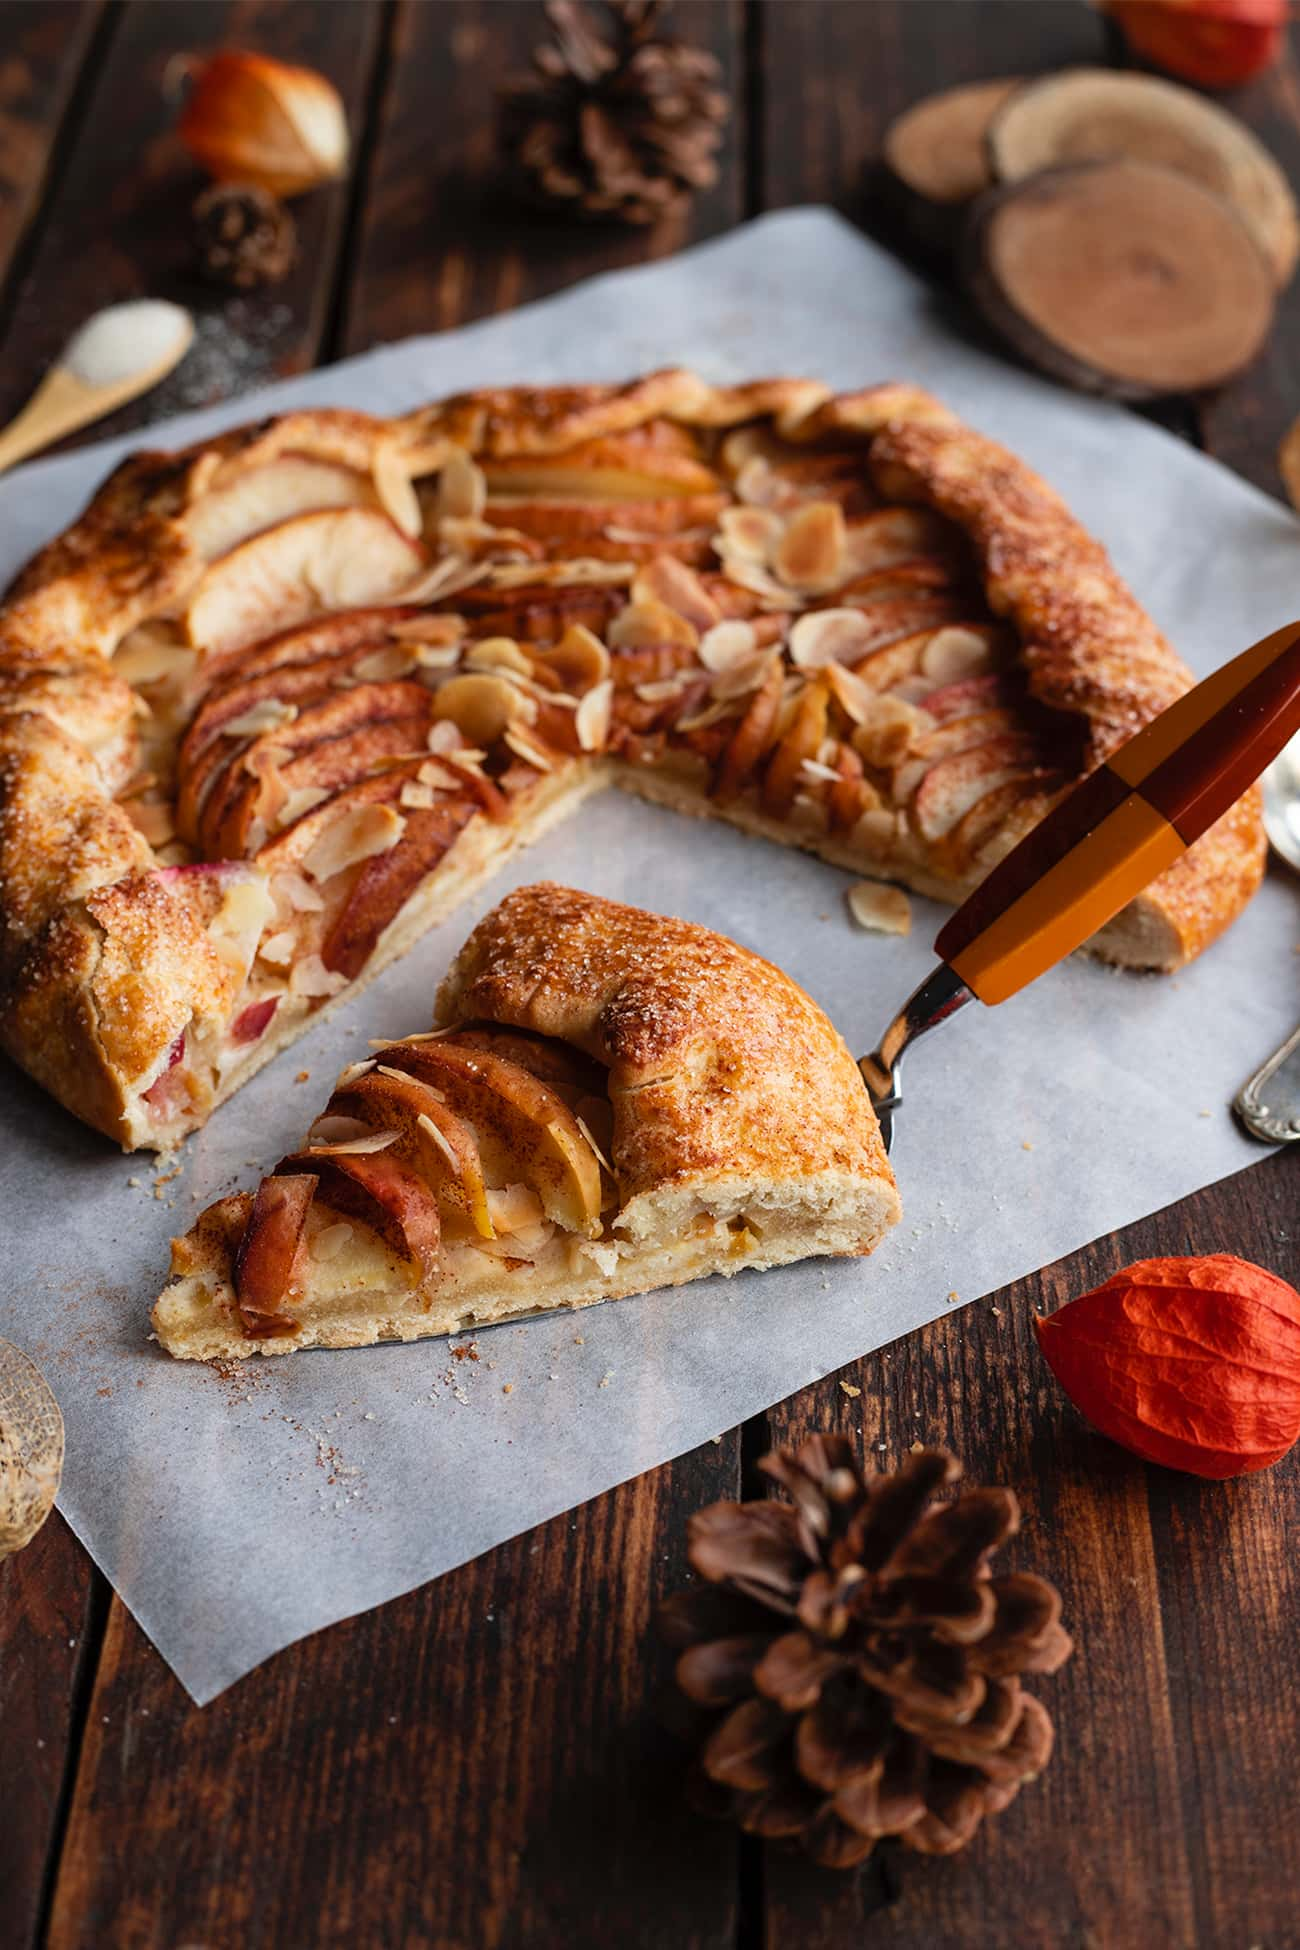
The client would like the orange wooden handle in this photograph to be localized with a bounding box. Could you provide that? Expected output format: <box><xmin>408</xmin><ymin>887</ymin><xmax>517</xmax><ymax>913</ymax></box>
<box><xmin>935</xmin><ymin>620</ymin><xmax>1300</xmax><ymax>1005</ymax></box>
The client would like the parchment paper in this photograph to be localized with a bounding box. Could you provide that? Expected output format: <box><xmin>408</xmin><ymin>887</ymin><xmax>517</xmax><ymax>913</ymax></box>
<box><xmin>1</xmin><ymin>211</ymin><xmax>1296</xmax><ymax>1704</ymax></box>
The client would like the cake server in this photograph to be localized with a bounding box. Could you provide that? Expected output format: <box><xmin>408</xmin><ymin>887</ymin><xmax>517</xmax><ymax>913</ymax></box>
<box><xmin>860</xmin><ymin>620</ymin><xmax>1300</xmax><ymax>1153</ymax></box>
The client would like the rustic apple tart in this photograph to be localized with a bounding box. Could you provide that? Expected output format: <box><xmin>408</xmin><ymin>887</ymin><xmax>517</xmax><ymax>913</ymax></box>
<box><xmin>153</xmin><ymin>883</ymin><xmax>901</xmax><ymax>1357</ymax></box>
<box><xmin>0</xmin><ymin>371</ymin><xmax>1264</xmax><ymax>1151</ymax></box>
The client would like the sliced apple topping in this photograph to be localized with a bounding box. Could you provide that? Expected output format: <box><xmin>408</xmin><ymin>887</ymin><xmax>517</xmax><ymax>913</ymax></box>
<box><xmin>326</xmin><ymin>1064</ymin><xmax>495</xmax><ymax>1238</ymax></box>
<box><xmin>233</xmin><ymin>1172</ymin><xmax>317</xmax><ymax>1328</ymax></box>
<box><xmin>301</xmin><ymin>802</ymin><xmax>406</xmax><ymax>884</ymax></box>
<box><xmin>186</xmin><ymin>510</ymin><xmax>426</xmax><ymax>657</ymax></box>
<box><xmin>909</xmin><ymin>735</ymin><xmax>1046</xmax><ymax>842</ymax></box>
<box><xmin>188</xmin><ymin>459</ymin><xmax>378</xmax><ymax>563</ymax></box>
<box><xmin>378</xmin><ymin>1041</ymin><xmax>604</xmax><ymax>1237</ymax></box>
<box><xmin>320</xmin><ymin>798</ymin><xmax>478</xmax><ymax>979</ymax></box>
<box><xmin>276</xmin><ymin>1151</ymin><xmax>442</xmax><ymax>1285</ymax></box>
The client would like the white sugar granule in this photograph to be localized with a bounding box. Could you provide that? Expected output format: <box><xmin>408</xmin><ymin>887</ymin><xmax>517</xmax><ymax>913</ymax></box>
<box><xmin>64</xmin><ymin>300</ymin><xmax>192</xmax><ymax>388</ymax></box>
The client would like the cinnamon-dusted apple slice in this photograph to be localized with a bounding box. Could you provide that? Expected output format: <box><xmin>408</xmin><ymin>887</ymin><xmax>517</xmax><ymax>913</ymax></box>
<box><xmin>186</xmin><ymin>509</ymin><xmax>426</xmax><ymax>656</ymax></box>
<box><xmin>188</xmin><ymin>457</ymin><xmax>379</xmax><ymax>562</ymax></box>
<box><xmin>232</xmin><ymin>1171</ymin><xmax>317</xmax><ymax>1332</ymax></box>
<box><xmin>321</xmin><ymin>800</ymin><xmax>479</xmax><ymax>979</ymax></box>
<box><xmin>323</xmin><ymin>1063</ymin><xmax>495</xmax><ymax>1238</ymax></box>
<box><xmin>434</xmin><ymin>1024</ymin><xmax>607</xmax><ymax>1100</ymax></box>
<box><xmin>480</xmin><ymin>430</ymin><xmax>721</xmax><ymax>499</ymax></box>
<box><xmin>378</xmin><ymin>1040</ymin><xmax>603</xmax><ymax>1236</ymax></box>
<box><xmin>908</xmin><ymin>733</ymin><xmax>1047</xmax><ymax>841</ymax></box>
<box><xmin>277</xmin><ymin>1147</ymin><xmax>442</xmax><ymax>1284</ymax></box>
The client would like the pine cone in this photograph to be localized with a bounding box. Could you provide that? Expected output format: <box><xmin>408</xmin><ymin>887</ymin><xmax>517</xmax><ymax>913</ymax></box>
<box><xmin>193</xmin><ymin>182</ymin><xmax>296</xmax><ymax>290</ymax></box>
<box><xmin>659</xmin><ymin>1440</ymin><xmax>1072</xmax><ymax>1870</ymax></box>
<box><xmin>500</xmin><ymin>0</ymin><xmax>730</xmax><ymax>225</ymax></box>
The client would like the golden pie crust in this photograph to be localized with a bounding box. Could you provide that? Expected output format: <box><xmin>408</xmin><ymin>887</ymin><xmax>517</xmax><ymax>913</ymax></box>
<box><xmin>0</xmin><ymin>371</ymin><xmax>1265</xmax><ymax>1151</ymax></box>
<box><xmin>153</xmin><ymin>883</ymin><xmax>901</xmax><ymax>1358</ymax></box>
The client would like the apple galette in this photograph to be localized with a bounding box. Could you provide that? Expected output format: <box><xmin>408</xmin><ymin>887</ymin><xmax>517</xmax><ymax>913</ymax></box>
<box><xmin>152</xmin><ymin>883</ymin><xmax>901</xmax><ymax>1357</ymax></box>
<box><xmin>0</xmin><ymin>371</ymin><xmax>1264</xmax><ymax>1151</ymax></box>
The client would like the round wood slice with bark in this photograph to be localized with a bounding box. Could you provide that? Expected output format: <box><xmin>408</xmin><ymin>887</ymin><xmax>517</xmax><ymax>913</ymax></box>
<box><xmin>985</xmin><ymin>67</ymin><xmax>1299</xmax><ymax>287</ymax></box>
<box><xmin>963</xmin><ymin>159</ymin><xmax>1276</xmax><ymax>401</ymax></box>
<box><xmin>881</xmin><ymin>76</ymin><xmax>1024</xmax><ymax>253</ymax></box>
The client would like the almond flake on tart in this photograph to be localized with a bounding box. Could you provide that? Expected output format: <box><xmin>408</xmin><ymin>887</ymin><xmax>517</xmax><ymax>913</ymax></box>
<box><xmin>0</xmin><ymin>373</ymin><xmax>1265</xmax><ymax>1154</ymax></box>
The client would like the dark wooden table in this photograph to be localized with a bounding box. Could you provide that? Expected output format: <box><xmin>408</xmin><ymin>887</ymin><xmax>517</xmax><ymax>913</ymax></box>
<box><xmin>1</xmin><ymin>5</ymin><xmax>1297</xmax><ymax>1946</ymax></box>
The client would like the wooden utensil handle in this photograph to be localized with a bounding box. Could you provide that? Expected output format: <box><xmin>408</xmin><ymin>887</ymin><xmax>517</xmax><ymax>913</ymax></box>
<box><xmin>935</xmin><ymin>620</ymin><xmax>1300</xmax><ymax>1005</ymax></box>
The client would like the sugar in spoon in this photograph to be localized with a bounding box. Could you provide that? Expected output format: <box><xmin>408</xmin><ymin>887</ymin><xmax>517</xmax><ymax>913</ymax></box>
<box><xmin>0</xmin><ymin>299</ymin><xmax>194</xmax><ymax>477</ymax></box>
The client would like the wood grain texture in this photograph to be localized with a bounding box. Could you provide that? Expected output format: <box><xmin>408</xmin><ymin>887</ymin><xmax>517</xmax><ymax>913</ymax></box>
<box><xmin>0</xmin><ymin>0</ymin><xmax>104</xmax><ymax>301</ymax></box>
<box><xmin>341</xmin><ymin>0</ymin><xmax>742</xmax><ymax>352</ymax></box>
<box><xmin>0</xmin><ymin>1515</ymin><xmax>102</xmax><ymax>1950</ymax></box>
<box><xmin>3</xmin><ymin>3</ymin><xmax>1298</xmax><ymax>1945</ymax></box>
<box><xmin>43</xmin><ymin>1451</ymin><xmax>740</xmax><ymax>1950</ymax></box>
<box><xmin>0</xmin><ymin>0</ymin><xmax>385</xmax><ymax>444</ymax></box>
<box><xmin>760</xmin><ymin>1150</ymin><xmax>1299</xmax><ymax>1948</ymax></box>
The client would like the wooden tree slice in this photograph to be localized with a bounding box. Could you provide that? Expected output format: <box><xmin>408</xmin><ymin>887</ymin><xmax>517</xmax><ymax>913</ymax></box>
<box><xmin>0</xmin><ymin>1337</ymin><xmax>63</xmax><ymax>1558</ymax></box>
<box><xmin>985</xmin><ymin>67</ymin><xmax>1299</xmax><ymax>288</ymax></box>
<box><xmin>884</xmin><ymin>77</ymin><xmax>1024</xmax><ymax>205</ymax></box>
<box><xmin>963</xmin><ymin>160</ymin><xmax>1276</xmax><ymax>401</ymax></box>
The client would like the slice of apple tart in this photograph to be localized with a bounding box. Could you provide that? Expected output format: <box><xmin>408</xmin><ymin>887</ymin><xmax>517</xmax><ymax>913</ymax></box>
<box><xmin>153</xmin><ymin>883</ymin><xmax>900</xmax><ymax>1358</ymax></box>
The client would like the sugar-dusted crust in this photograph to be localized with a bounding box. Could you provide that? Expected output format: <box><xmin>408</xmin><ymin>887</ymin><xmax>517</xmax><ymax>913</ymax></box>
<box><xmin>0</xmin><ymin>371</ymin><xmax>1265</xmax><ymax>1150</ymax></box>
<box><xmin>153</xmin><ymin>884</ymin><xmax>900</xmax><ymax>1358</ymax></box>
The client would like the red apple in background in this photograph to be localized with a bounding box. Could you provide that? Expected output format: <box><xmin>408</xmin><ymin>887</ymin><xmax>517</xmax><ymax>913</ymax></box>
<box><xmin>1102</xmin><ymin>0</ymin><xmax>1287</xmax><ymax>89</ymax></box>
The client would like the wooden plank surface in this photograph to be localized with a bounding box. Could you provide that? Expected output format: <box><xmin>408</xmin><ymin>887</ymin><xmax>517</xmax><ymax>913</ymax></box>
<box><xmin>0</xmin><ymin>2</ymin><xmax>1297</xmax><ymax>1945</ymax></box>
<box><xmin>0</xmin><ymin>0</ymin><xmax>104</xmax><ymax>299</ymax></box>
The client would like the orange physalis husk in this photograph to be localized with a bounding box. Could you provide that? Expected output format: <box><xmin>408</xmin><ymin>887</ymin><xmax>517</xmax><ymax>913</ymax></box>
<box><xmin>1034</xmin><ymin>1253</ymin><xmax>1300</xmax><ymax>1479</ymax></box>
<box><xmin>1100</xmin><ymin>0</ymin><xmax>1287</xmax><ymax>92</ymax></box>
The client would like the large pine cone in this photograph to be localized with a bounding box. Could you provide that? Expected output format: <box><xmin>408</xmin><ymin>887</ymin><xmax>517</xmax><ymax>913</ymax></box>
<box><xmin>659</xmin><ymin>1439</ymin><xmax>1072</xmax><ymax>1869</ymax></box>
<box><xmin>500</xmin><ymin>0</ymin><xmax>730</xmax><ymax>225</ymax></box>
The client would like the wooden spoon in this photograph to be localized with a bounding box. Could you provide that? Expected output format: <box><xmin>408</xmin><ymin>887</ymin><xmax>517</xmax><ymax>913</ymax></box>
<box><xmin>0</xmin><ymin>298</ymin><xmax>194</xmax><ymax>476</ymax></box>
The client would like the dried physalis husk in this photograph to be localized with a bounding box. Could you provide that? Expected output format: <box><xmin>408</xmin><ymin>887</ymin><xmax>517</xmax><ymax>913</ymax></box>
<box><xmin>0</xmin><ymin>1339</ymin><xmax>64</xmax><ymax>1559</ymax></box>
<box><xmin>177</xmin><ymin>51</ymin><xmax>350</xmax><ymax>197</ymax></box>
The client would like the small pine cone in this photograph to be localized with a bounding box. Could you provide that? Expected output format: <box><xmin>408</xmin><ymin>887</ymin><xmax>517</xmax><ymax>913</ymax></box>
<box><xmin>658</xmin><ymin>1440</ymin><xmax>1072</xmax><ymax>1870</ymax></box>
<box><xmin>500</xmin><ymin>0</ymin><xmax>730</xmax><ymax>225</ymax></box>
<box><xmin>193</xmin><ymin>183</ymin><xmax>296</xmax><ymax>290</ymax></box>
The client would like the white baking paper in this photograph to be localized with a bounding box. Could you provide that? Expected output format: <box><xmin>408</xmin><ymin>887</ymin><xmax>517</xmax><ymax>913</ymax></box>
<box><xmin>1</xmin><ymin>211</ymin><xmax>1296</xmax><ymax>1704</ymax></box>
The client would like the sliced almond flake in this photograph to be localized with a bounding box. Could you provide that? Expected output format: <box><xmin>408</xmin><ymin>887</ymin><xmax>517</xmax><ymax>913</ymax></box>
<box><xmin>399</xmin><ymin>780</ymin><xmax>436</xmax><ymax>810</ymax></box>
<box><xmin>352</xmin><ymin>644</ymin><xmax>417</xmax><ymax>683</ymax></box>
<box><xmin>774</xmin><ymin>502</ymin><xmax>847</xmax><ymax>593</ymax></box>
<box><xmin>272</xmin><ymin>869</ymin><xmax>325</xmax><ymax>915</ymax></box>
<box><xmin>734</xmin><ymin>456</ymin><xmax>784</xmax><ymax>507</ymax></box>
<box><xmin>302</xmin><ymin>804</ymin><xmax>406</xmax><ymax>884</ymax></box>
<box><xmin>417</xmin><ymin>1110</ymin><xmax>461</xmax><ymax>1170</ymax></box>
<box><xmin>607</xmin><ymin>597</ymin><xmax>698</xmax><ymax>651</ymax></box>
<box><xmin>717</xmin><ymin>556</ymin><xmax>804</xmax><ymax>609</ymax></box>
<box><xmin>697</xmin><ymin>619</ymin><xmax>758</xmax><ymax>672</ymax></box>
<box><xmin>631</xmin><ymin>556</ymin><xmax>720</xmax><ymax>629</ymax></box>
<box><xmin>822</xmin><ymin>659</ymin><xmax>876</xmax><ymax>725</ymax></box>
<box><xmin>257</xmin><ymin>929</ymin><xmax>298</xmax><ymax>968</ymax></box>
<box><xmin>310</xmin><ymin>1113</ymin><xmax>373</xmax><ymax>1145</ymax></box>
<box><xmin>373</xmin><ymin>1027</ymin><xmax>458</xmax><ymax>1046</ymax></box>
<box><xmin>308</xmin><ymin>1129</ymin><xmax>399</xmax><ymax>1155</ymax></box>
<box><xmin>222</xmin><ymin>698</ymin><xmax>299</xmax><ymax>738</ymax></box>
<box><xmin>393</xmin><ymin>554</ymin><xmax>488</xmax><ymax>605</ymax></box>
<box><xmin>634</xmin><ymin>678</ymin><xmax>689</xmax><ymax>703</ymax></box>
<box><xmin>800</xmin><ymin>758</ymin><xmax>843</xmax><ymax>785</ymax></box>
<box><xmin>503</xmin><ymin>726</ymin><xmax>554</xmax><ymax>772</ymax></box>
<box><xmin>113</xmin><ymin>633</ymin><xmax>193</xmax><ymax>687</ymax></box>
<box><xmin>847</xmin><ymin>880</ymin><xmax>912</xmax><ymax>936</ymax></box>
<box><xmin>372</xmin><ymin>444</ymin><xmax>423</xmax><ymax>538</ymax></box>
<box><xmin>711</xmin><ymin>650</ymin><xmax>778</xmax><ymax>702</ymax></box>
<box><xmin>531</xmin><ymin>622</ymin><xmax>610</xmax><ymax>693</ymax></box>
<box><xmin>291</xmin><ymin>954</ymin><xmax>348</xmax><ymax>998</ymax></box>
<box><xmin>417</xmin><ymin>758</ymin><xmax>462</xmax><ymax>790</ymax></box>
<box><xmin>466</xmin><ymin>635</ymin><xmax>531</xmax><ymax>675</ymax></box>
<box><xmin>789</xmin><ymin>607</ymin><xmax>874</xmax><ymax>670</ymax></box>
<box><xmin>575</xmin><ymin>678</ymin><xmax>613</xmax><ymax>752</ymax></box>
<box><xmin>335</xmin><ymin>1058</ymin><xmax>376</xmax><ymax>1088</ymax></box>
<box><xmin>576</xmin><ymin>1114</ymin><xmax>613</xmax><ymax>1175</ymax></box>
<box><xmin>717</xmin><ymin>505</ymin><xmax>782</xmax><ymax>562</ymax></box>
<box><xmin>275</xmin><ymin>785</ymin><xmax>330</xmax><ymax>831</ymax></box>
<box><xmin>427</xmin><ymin>719</ymin><xmax>465</xmax><ymax>755</ymax></box>
<box><xmin>677</xmin><ymin>700</ymin><xmax>732</xmax><ymax>733</ymax></box>
<box><xmin>432</xmin><ymin>670</ymin><xmax>533</xmax><ymax>745</ymax></box>
<box><xmin>919</xmin><ymin>626</ymin><xmax>996</xmax><ymax>684</ymax></box>
<box><xmin>310</xmin><ymin>1221</ymin><xmax>355</xmax><ymax>1263</ymax></box>
<box><xmin>850</xmin><ymin>805</ymin><xmax>903</xmax><ymax>853</ymax></box>
<box><xmin>412</xmin><ymin>645</ymin><xmax>463</xmax><ymax>677</ymax></box>
<box><xmin>436</xmin><ymin>447</ymin><xmax>487</xmax><ymax>522</ymax></box>
<box><xmin>851</xmin><ymin>694</ymin><xmax>931</xmax><ymax>770</ymax></box>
